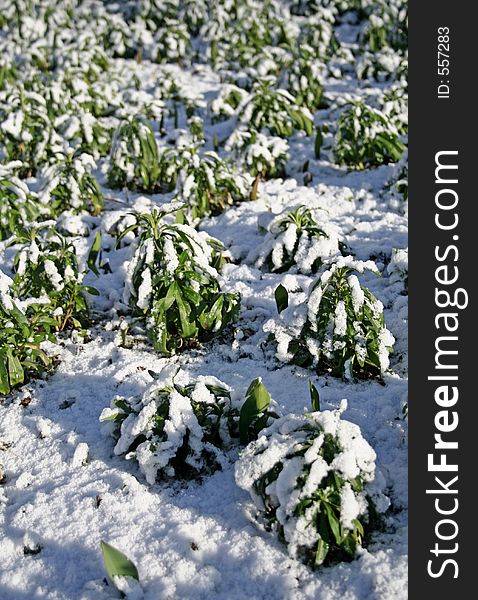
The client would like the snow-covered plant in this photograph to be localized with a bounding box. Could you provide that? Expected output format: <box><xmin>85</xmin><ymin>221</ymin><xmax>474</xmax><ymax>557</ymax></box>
<box><xmin>359</xmin><ymin>4</ymin><xmax>407</xmax><ymax>53</ymax></box>
<box><xmin>156</xmin><ymin>145</ymin><xmax>250</xmax><ymax>218</ymax></box>
<box><xmin>281</xmin><ymin>57</ymin><xmax>324</xmax><ymax>111</ymax></box>
<box><xmin>380</xmin><ymin>83</ymin><xmax>408</xmax><ymax>135</ymax></box>
<box><xmin>356</xmin><ymin>48</ymin><xmax>407</xmax><ymax>83</ymax></box>
<box><xmin>101</xmin><ymin>12</ymin><xmax>148</xmax><ymax>60</ymax></box>
<box><xmin>187</xmin><ymin>116</ymin><xmax>204</xmax><ymax>143</ymax></box>
<box><xmin>55</xmin><ymin>111</ymin><xmax>113</xmax><ymax>158</ymax></box>
<box><xmin>297</xmin><ymin>10</ymin><xmax>340</xmax><ymax>61</ymax></box>
<box><xmin>38</xmin><ymin>152</ymin><xmax>104</xmax><ymax>216</ymax></box>
<box><xmin>0</xmin><ymin>270</ymin><xmax>55</xmax><ymax>395</ymax></box>
<box><xmin>248</xmin><ymin>206</ymin><xmax>342</xmax><ymax>274</ymax></box>
<box><xmin>238</xmin><ymin>78</ymin><xmax>314</xmax><ymax>138</ymax></box>
<box><xmin>11</xmin><ymin>227</ymin><xmax>97</xmax><ymax>331</ymax></box>
<box><xmin>119</xmin><ymin>208</ymin><xmax>240</xmax><ymax>355</ymax></box>
<box><xmin>387</xmin><ymin>248</ymin><xmax>408</xmax><ymax>289</ymax></box>
<box><xmin>334</xmin><ymin>102</ymin><xmax>405</xmax><ymax>169</ymax></box>
<box><xmin>101</xmin><ymin>374</ymin><xmax>234</xmax><ymax>482</ymax></box>
<box><xmin>264</xmin><ymin>257</ymin><xmax>395</xmax><ymax>379</ymax></box>
<box><xmin>0</xmin><ymin>86</ymin><xmax>61</xmax><ymax>175</ymax></box>
<box><xmin>108</xmin><ymin>116</ymin><xmax>160</xmax><ymax>192</ymax></box>
<box><xmin>175</xmin><ymin>149</ymin><xmax>250</xmax><ymax>220</ymax></box>
<box><xmin>0</xmin><ymin>173</ymin><xmax>45</xmax><ymax>241</ymax></box>
<box><xmin>100</xmin><ymin>371</ymin><xmax>279</xmax><ymax>482</ymax></box>
<box><xmin>202</xmin><ymin>1</ymin><xmax>289</xmax><ymax>70</ymax></box>
<box><xmin>386</xmin><ymin>149</ymin><xmax>408</xmax><ymax>203</ymax></box>
<box><xmin>235</xmin><ymin>399</ymin><xmax>388</xmax><ymax>567</ymax></box>
<box><xmin>226</xmin><ymin>130</ymin><xmax>289</xmax><ymax>180</ymax></box>
<box><xmin>153</xmin><ymin>20</ymin><xmax>190</xmax><ymax>64</ymax></box>
<box><xmin>209</xmin><ymin>84</ymin><xmax>249</xmax><ymax>123</ymax></box>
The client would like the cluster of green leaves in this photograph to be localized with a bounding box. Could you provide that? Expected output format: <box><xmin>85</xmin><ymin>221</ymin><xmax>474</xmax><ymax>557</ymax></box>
<box><xmin>104</xmin><ymin>378</ymin><xmax>235</xmax><ymax>479</ymax></box>
<box><xmin>0</xmin><ymin>174</ymin><xmax>43</xmax><ymax>241</ymax></box>
<box><xmin>386</xmin><ymin>149</ymin><xmax>408</xmax><ymax>204</ymax></box>
<box><xmin>101</xmin><ymin>374</ymin><xmax>277</xmax><ymax>481</ymax></box>
<box><xmin>334</xmin><ymin>101</ymin><xmax>405</xmax><ymax>169</ymax></box>
<box><xmin>203</xmin><ymin>0</ymin><xmax>291</xmax><ymax>70</ymax></box>
<box><xmin>55</xmin><ymin>111</ymin><xmax>113</xmax><ymax>159</ymax></box>
<box><xmin>209</xmin><ymin>84</ymin><xmax>248</xmax><ymax>123</ymax></box>
<box><xmin>11</xmin><ymin>227</ymin><xmax>98</xmax><ymax>332</ymax></box>
<box><xmin>0</xmin><ymin>85</ymin><xmax>60</xmax><ymax>176</ymax></box>
<box><xmin>108</xmin><ymin>116</ymin><xmax>160</xmax><ymax>192</ymax></box>
<box><xmin>235</xmin><ymin>393</ymin><xmax>381</xmax><ymax>568</ymax></box>
<box><xmin>239</xmin><ymin>78</ymin><xmax>314</xmax><ymax>138</ymax></box>
<box><xmin>175</xmin><ymin>149</ymin><xmax>249</xmax><ymax>220</ymax></box>
<box><xmin>272</xmin><ymin>260</ymin><xmax>395</xmax><ymax>379</ymax></box>
<box><xmin>380</xmin><ymin>83</ymin><xmax>408</xmax><ymax>135</ymax></box>
<box><xmin>153</xmin><ymin>20</ymin><xmax>191</xmax><ymax>64</ymax></box>
<box><xmin>39</xmin><ymin>152</ymin><xmax>104</xmax><ymax>216</ymax></box>
<box><xmin>226</xmin><ymin>130</ymin><xmax>289</xmax><ymax>182</ymax></box>
<box><xmin>296</xmin><ymin>9</ymin><xmax>340</xmax><ymax>60</ymax></box>
<box><xmin>119</xmin><ymin>209</ymin><xmax>240</xmax><ymax>355</ymax></box>
<box><xmin>253</xmin><ymin>206</ymin><xmax>343</xmax><ymax>274</ymax></box>
<box><xmin>0</xmin><ymin>271</ymin><xmax>56</xmax><ymax>395</ymax></box>
<box><xmin>280</xmin><ymin>57</ymin><xmax>324</xmax><ymax>112</ymax></box>
<box><xmin>359</xmin><ymin>1</ymin><xmax>407</xmax><ymax>53</ymax></box>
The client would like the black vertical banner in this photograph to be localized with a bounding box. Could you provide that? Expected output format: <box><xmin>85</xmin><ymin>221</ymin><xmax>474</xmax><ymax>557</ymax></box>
<box><xmin>410</xmin><ymin>1</ymin><xmax>475</xmax><ymax>598</ymax></box>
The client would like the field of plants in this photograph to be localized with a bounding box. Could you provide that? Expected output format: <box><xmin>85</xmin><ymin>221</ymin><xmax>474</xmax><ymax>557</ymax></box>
<box><xmin>0</xmin><ymin>1</ymin><xmax>408</xmax><ymax>599</ymax></box>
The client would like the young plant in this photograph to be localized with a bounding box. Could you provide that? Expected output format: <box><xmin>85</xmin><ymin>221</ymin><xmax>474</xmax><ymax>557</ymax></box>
<box><xmin>12</xmin><ymin>227</ymin><xmax>98</xmax><ymax>331</ymax></box>
<box><xmin>238</xmin><ymin>78</ymin><xmax>314</xmax><ymax>138</ymax></box>
<box><xmin>0</xmin><ymin>174</ymin><xmax>46</xmax><ymax>241</ymax></box>
<box><xmin>38</xmin><ymin>152</ymin><xmax>104</xmax><ymax>216</ymax></box>
<box><xmin>0</xmin><ymin>85</ymin><xmax>61</xmax><ymax>175</ymax></box>
<box><xmin>100</xmin><ymin>371</ymin><xmax>279</xmax><ymax>482</ymax></box>
<box><xmin>55</xmin><ymin>111</ymin><xmax>113</xmax><ymax>158</ymax></box>
<box><xmin>108</xmin><ymin>116</ymin><xmax>160</xmax><ymax>192</ymax></box>
<box><xmin>334</xmin><ymin>101</ymin><xmax>405</xmax><ymax>169</ymax></box>
<box><xmin>100</xmin><ymin>372</ymin><xmax>236</xmax><ymax>482</ymax></box>
<box><xmin>380</xmin><ymin>83</ymin><xmax>408</xmax><ymax>135</ymax></box>
<box><xmin>386</xmin><ymin>148</ymin><xmax>408</xmax><ymax>204</ymax></box>
<box><xmin>387</xmin><ymin>248</ymin><xmax>408</xmax><ymax>289</ymax></box>
<box><xmin>238</xmin><ymin>377</ymin><xmax>278</xmax><ymax>444</ymax></box>
<box><xmin>280</xmin><ymin>57</ymin><xmax>324</xmax><ymax>111</ymax></box>
<box><xmin>100</xmin><ymin>541</ymin><xmax>141</xmax><ymax>598</ymax></box>
<box><xmin>209</xmin><ymin>84</ymin><xmax>249</xmax><ymax>123</ymax></box>
<box><xmin>356</xmin><ymin>48</ymin><xmax>407</xmax><ymax>83</ymax></box>
<box><xmin>0</xmin><ymin>270</ymin><xmax>56</xmax><ymax>395</ymax></box>
<box><xmin>120</xmin><ymin>208</ymin><xmax>240</xmax><ymax>355</ymax></box>
<box><xmin>235</xmin><ymin>399</ymin><xmax>388</xmax><ymax>568</ymax></box>
<box><xmin>153</xmin><ymin>20</ymin><xmax>191</xmax><ymax>65</ymax></box>
<box><xmin>248</xmin><ymin>206</ymin><xmax>343</xmax><ymax>274</ymax></box>
<box><xmin>359</xmin><ymin>4</ymin><xmax>407</xmax><ymax>53</ymax></box>
<box><xmin>174</xmin><ymin>149</ymin><xmax>250</xmax><ymax>220</ymax></box>
<box><xmin>226</xmin><ymin>130</ymin><xmax>289</xmax><ymax>181</ymax></box>
<box><xmin>296</xmin><ymin>8</ymin><xmax>340</xmax><ymax>61</ymax></box>
<box><xmin>264</xmin><ymin>257</ymin><xmax>395</xmax><ymax>379</ymax></box>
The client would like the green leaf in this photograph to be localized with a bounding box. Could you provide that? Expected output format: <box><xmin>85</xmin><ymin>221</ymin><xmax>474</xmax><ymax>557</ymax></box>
<box><xmin>274</xmin><ymin>284</ymin><xmax>288</xmax><ymax>314</ymax></box>
<box><xmin>87</xmin><ymin>231</ymin><xmax>101</xmax><ymax>277</ymax></box>
<box><xmin>314</xmin><ymin>127</ymin><xmax>322</xmax><ymax>159</ymax></box>
<box><xmin>169</xmin><ymin>282</ymin><xmax>197</xmax><ymax>338</ymax></box>
<box><xmin>6</xmin><ymin>350</ymin><xmax>24</xmax><ymax>387</ymax></box>
<box><xmin>315</xmin><ymin>537</ymin><xmax>329</xmax><ymax>567</ymax></box>
<box><xmin>309</xmin><ymin>381</ymin><xmax>320</xmax><ymax>412</ymax></box>
<box><xmin>100</xmin><ymin>541</ymin><xmax>139</xmax><ymax>586</ymax></box>
<box><xmin>0</xmin><ymin>352</ymin><xmax>10</xmax><ymax>395</ymax></box>
<box><xmin>325</xmin><ymin>504</ymin><xmax>342</xmax><ymax>544</ymax></box>
<box><xmin>239</xmin><ymin>378</ymin><xmax>271</xmax><ymax>444</ymax></box>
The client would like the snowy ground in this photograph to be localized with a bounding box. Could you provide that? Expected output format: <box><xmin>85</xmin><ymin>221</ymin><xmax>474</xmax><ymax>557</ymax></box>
<box><xmin>0</xmin><ymin>20</ymin><xmax>407</xmax><ymax>600</ymax></box>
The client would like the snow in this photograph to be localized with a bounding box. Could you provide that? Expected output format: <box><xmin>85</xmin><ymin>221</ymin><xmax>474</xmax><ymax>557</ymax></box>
<box><xmin>0</xmin><ymin>2</ymin><xmax>407</xmax><ymax>599</ymax></box>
